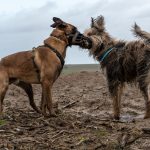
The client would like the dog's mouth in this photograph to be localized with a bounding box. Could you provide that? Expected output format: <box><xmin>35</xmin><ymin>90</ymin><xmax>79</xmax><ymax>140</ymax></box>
<box><xmin>70</xmin><ymin>31</ymin><xmax>93</xmax><ymax>49</ymax></box>
<box><xmin>66</xmin><ymin>28</ymin><xmax>79</xmax><ymax>46</ymax></box>
<box><xmin>67</xmin><ymin>31</ymin><xmax>80</xmax><ymax>46</ymax></box>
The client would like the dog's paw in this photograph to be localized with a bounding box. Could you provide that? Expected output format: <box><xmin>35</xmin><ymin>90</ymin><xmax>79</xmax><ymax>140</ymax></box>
<box><xmin>49</xmin><ymin>112</ymin><xmax>57</xmax><ymax>117</ymax></box>
<box><xmin>42</xmin><ymin>111</ymin><xmax>57</xmax><ymax>118</ymax></box>
<box><xmin>144</xmin><ymin>114</ymin><xmax>150</xmax><ymax>119</ymax></box>
<box><xmin>114</xmin><ymin>115</ymin><xmax>120</xmax><ymax>120</ymax></box>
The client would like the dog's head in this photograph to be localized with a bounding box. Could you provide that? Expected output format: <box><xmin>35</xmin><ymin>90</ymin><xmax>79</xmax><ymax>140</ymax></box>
<box><xmin>83</xmin><ymin>16</ymin><xmax>106</xmax><ymax>51</ymax></box>
<box><xmin>50</xmin><ymin>17</ymin><xmax>79</xmax><ymax>46</ymax></box>
<box><xmin>69</xmin><ymin>16</ymin><xmax>106</xmax><ymax>50</ymax></box>
<box><xmin>84</xmin><ymin>15</ymin><xmax>105</xmax><ymax>37</ymax></box>
<box><xmin>67</xmin><ymin>15</ymin><xmax>116</xmax><ymax>62</ymax></box>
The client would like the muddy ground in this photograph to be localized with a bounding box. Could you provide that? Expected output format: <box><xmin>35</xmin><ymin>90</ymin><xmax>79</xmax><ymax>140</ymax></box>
<box><xmin>0</xmin><ymin>71</ymin><xmax>150</xmax><ymax>150</ymax></box>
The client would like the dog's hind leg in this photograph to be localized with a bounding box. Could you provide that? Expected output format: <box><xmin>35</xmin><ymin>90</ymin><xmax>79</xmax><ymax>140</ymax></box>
<box><xmin>0</xmin><ymin>88</ymin><xmax>8</xmax><ymax>115</ymax></box>
<box><xmin>138</xmin><ymin>68</ymin><xmax>150</xmax><ymax>118</ymax></box>
<box><xmin>139</xmin><ymin>83</ymin><xmax>150</xmax><ymax>119</ymax></box>
<box><xmin>0</xmin><ymin>73</ymin><xmax>9</xmax><ymax>115</ymax></box>
<box><xmin>140</xmin><ymin>89</ymin><xmax>150</xmax><ymax>119</ymax></box>
<box><xmin>138</xmin><ymin>75</ymin><xmax>150</xmax><ymax>118</ymax></box>
<box><xmin>109</xmin><ymin>84</ymin><xmax>123</xmax><ymax>120</ymax></box>
<box><xmin>15</xmin><ymin>81</ymin><xmax>41</xmax><ymax>114</ymax></box>
<box><xmin>145</xmin><ymin>84</ymin><xmax>150</xmax><ymax>118</ymax></box>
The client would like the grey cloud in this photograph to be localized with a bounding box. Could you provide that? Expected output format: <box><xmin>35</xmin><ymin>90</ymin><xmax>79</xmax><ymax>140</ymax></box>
<box><xmin>134</xmin><ymin>4</ymin><xmax>150</xmax><ymax>19</ymax></box>
<box><xmin>60</xmin><ymin>0</ymin><xmax>109</xmax><ymax>31</ymax></box>
<box><xmin>0</xmin><ymin>1</ymin><xmax>56</xmax><ymax>34</ymax></box>
<box><xmin>0</xmin><ymin>0</ymin><xmax>150</xmax><ymax>64</ymax></box>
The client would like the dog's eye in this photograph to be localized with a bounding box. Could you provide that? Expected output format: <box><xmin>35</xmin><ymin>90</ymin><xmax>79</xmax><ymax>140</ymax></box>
<box><xmin>73</xmin><ymin>27</ymin><xmax>77</xmax><ymax>33</ymax></box>
<box><xmin>58</xmin><ymin>24</ymin><xmax>66</xmax><ymax>28</ymax></box>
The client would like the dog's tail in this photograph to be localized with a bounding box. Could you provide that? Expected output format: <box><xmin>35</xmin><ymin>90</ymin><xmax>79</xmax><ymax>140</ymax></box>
<box><xmin>132</xmin><ymin>23</ymin><xmax>150</xmax><ymax>44</ymax></box>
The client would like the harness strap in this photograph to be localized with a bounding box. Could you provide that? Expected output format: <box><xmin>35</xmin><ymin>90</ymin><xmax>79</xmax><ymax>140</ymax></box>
<box><xmin>71</xmin><ymin>31</ymin><xmax>81</xmax><ymax>44</ymax></box>
<box><xmin>44</xmin><ymin>44</ymin><xmax>65</xmax><ymax>67</ymax></box>
<box><xmin>32</xmin><ymin>48</ymin><xmax>41</xmax><ymax>81</ymax></box>
<box><xmin>31</xmin><ymin>44</ymin><xmax>64</xmax><ymax>82</ymax></box>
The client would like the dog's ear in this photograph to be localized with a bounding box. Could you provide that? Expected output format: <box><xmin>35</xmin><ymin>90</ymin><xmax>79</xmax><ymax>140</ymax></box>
<box><xmin>97</xmin><ymin>15</ymin><xmax>104</xmax><ymax>26</ymax></box>
<box><xmin>51</xmin><ymin>17</ymin><xmax>67</xmax><ymax>28</ymax></box>
<box><xmin>96</xmin><ymin>15</ymin><xmax>105</xmax><ymax>31</ymax></box>
<box><xmin>91</xmin><ymin>15</ymin><xmax>105</xmax><ymax>32</ymax></box>
<box><xmin>53</xmin><ymin>17</ymin><xmax>62</xmax><ymax>23</ymax></box>
<box><xmin>91</xmin><ymin>17</ymin><xmax>94</xmax><ymax>27</ymax></box>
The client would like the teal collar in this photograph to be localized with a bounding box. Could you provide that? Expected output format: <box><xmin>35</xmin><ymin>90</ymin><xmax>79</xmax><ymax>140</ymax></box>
<box><xmin>97</xmin><ymin>47</ymin><xmax>114</xmax><ymax>62</ymax></box>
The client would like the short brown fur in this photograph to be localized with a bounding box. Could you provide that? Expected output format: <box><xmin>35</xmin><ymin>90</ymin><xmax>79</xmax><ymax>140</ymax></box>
<box><xmin>0</xmin><ymin>17</ymin><xmax>78</xmax><ymax>117</ymax></box>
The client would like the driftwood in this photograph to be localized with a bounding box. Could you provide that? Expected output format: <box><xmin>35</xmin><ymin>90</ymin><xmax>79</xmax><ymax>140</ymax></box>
<box><xmin>63</xmin><ymin>101</ymin><xmax>78</xmax><ymax>109</ymax></box>
<box><xmin>119</xmin><ymin>132</ymin><xmax>142</xmax><ymax>149</ymax></box>
<box><xmin>142</xmin><ymin>128</ymin><xmax>150</xmax><ymax>134</ymax></box>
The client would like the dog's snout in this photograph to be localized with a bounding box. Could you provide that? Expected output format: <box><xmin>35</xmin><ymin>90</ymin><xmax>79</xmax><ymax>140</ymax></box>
<box><xmin>72</xmin><ymin>27</ymin><xmax>77</xmax><ymax>34</ymax></box>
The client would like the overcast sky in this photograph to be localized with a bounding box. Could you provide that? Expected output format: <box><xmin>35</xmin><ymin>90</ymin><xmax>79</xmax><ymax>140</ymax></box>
<box><xmin>0</xmin><ymin>0</ymin><xmax>150</xmax><ymax>64</ymax></box>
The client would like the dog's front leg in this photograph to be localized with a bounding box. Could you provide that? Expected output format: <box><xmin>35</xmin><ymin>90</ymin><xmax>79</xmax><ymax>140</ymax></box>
<box><xmin>110</xmin><ymin>84</ymin><xmax>123</xmax><ymax>120</ymax></box>
<box><xmin>41</xmin><ymin>89</ymin><xmax>47</xmax><ymax>116</ymax></box>
<box><xmin>41</xmin><ymin>79</ymin><xmax>55</xmax><ymax>117</ymax></box>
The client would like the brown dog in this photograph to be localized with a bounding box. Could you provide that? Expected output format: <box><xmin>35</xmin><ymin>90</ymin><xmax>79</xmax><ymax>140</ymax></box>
<box><xmin>73</xmin><ymin>16</ymin><xmax>150</xmax><ymax>120</ymax></box>
<box><xmin>0</xmin><ymin>17</ymin><xmax>79</xmax><ymax>117</ymax></box>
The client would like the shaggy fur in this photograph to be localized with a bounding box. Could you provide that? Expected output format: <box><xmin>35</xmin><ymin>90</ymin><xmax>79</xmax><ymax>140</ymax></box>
<box><xmin>0</xmin><ymin>17</ymin><xmax>79</xmax><ymax>117</ymax></box>
<box><xmin>78</xmin><ymin>15</ymin><xmax>150</xmax><ymax>119</ymax></box>
<box><xmin>132</xmin><ymin>23</ymin><xmax>150</xmax><ymax>44</ymax></box>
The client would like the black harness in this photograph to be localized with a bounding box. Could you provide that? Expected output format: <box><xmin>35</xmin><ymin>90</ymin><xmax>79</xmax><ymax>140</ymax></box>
<box><xmin>44</xmin><ymin>43</ymin><xmax>65</xmax><ymax>67</ymax></box>
<box><xmin>31</xmin><ymin>30</ymin><xmax>81</xmax><ymax>79</ymax></box>
<box><xmin>31</xmin><ymin>44</ymin><xmax>65</xmax><ymax>81</ymax></box>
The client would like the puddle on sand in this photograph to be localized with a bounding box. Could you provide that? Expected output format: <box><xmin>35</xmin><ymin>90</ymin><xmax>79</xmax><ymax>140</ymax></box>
<box><xmin>120</xmin><ymin>114</ymin><xmax>144</xmax><ymax>123</ymax></box>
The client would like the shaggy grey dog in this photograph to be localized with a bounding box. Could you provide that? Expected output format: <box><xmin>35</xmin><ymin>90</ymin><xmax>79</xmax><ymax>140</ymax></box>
<box><xmin>77</xmin><ymin>15</ymin><xmax>150</xmax><ymax>120</ymax></box>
